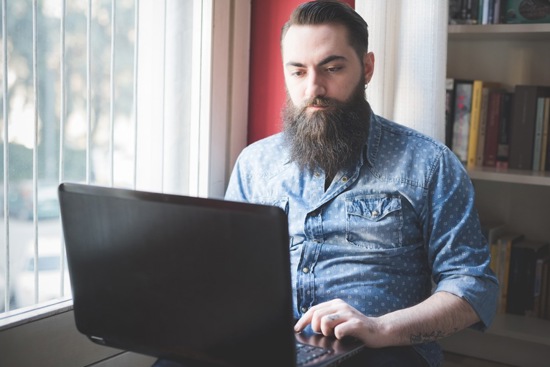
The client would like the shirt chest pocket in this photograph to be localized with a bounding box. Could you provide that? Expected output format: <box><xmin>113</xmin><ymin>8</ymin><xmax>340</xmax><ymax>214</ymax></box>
<box><xmin>345</xmin><ymin>194</ymin><xmax>403</xmax><ymax>249</ymax></box>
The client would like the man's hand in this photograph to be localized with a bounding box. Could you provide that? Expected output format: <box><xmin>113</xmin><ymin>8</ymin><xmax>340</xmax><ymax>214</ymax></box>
<box><xmin>294</xmin><ymin>299</ymin><xmax>388</xmax><ymax>348</ymax></box>
<box><xmin>294</xmin><ymin>292</ymin><xmax>480</xmax><ymax>348</ymax></box>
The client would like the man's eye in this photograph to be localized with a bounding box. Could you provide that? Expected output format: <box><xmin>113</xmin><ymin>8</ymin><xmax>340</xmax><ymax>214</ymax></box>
<box><xmin>291</xmin><ymin>70</ymin><xmax>305</xmax><ymax>77</ymax></box>
<box><xmin>327</xmin><ymin>66</ymin><xmax>342</xmax><ymax>73</ymax></box>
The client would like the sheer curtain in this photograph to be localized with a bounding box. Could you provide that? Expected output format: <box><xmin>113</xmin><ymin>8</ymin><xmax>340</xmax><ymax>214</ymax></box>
<box><xmin>355</xmin><ymin>1</ymin><xmax>448</xmax><ymax>142</ymax></box>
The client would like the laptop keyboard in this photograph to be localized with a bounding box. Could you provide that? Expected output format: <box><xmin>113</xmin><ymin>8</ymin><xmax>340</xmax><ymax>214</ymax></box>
<box><xmin>295</xmin><ymin>341</ymin><xmax>331</xmax><ymax>366</ymax></box>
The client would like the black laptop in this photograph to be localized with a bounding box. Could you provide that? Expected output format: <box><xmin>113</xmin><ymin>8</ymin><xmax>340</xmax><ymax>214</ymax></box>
<box><xmin>58</xmin><ymin>183</ymin><xmax>364</xmax><ymax>367</ymax></box>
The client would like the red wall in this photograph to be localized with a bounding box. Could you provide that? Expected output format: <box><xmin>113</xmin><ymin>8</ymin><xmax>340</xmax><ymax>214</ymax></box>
<box><xmin>248</xmin><ymin>0</ymin><xmax>354</xmax><ymax>144</ymax></box>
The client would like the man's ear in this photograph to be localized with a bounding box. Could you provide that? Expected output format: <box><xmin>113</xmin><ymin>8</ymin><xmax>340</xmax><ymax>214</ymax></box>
<box><xmin>363</xmin><ymin>52</ymin><xmax>375</xmax><ymax>84</ymax></box>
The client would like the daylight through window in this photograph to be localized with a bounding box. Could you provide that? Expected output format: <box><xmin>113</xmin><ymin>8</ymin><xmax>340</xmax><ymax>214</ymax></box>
<box><xmin>1</xmin><ymin>0</ymin><xmax>206</xmax><ymax>315</ymax></box>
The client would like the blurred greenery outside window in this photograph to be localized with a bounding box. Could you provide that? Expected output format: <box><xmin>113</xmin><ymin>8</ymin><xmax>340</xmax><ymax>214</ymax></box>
<box><xmin>1</xmin><ymin>0</ymin><xmax>199</xmax><ymax>315</ymax></box>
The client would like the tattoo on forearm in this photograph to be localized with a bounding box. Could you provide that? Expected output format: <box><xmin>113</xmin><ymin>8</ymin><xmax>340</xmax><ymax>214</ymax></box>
<box><xmin>409</xmin><ymin>328</ymin><xmax>459</xmax><ymax>344</ymax></box>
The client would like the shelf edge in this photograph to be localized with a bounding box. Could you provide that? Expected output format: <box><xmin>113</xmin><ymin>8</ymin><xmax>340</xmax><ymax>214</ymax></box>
<box><xmin>448</xmin><ymin>23</ymin><xmax>550</xmax><ymax>41</ymax></box>
<box><xmin>468</xmin><ymin>167</ymin><xmax>550</xmax><ymax>186</ymax></box>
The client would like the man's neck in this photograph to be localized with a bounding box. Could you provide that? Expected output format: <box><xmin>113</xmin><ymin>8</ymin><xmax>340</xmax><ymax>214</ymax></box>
<box><xmin>324</xmin><ymin>174</ymin><xmax>334</xmax><ymax>191</ymax></box>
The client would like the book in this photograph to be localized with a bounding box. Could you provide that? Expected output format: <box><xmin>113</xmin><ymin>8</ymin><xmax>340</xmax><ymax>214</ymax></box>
<box><xmin>483</xmin><ymin>90</ymin><xmax>503</xmax><ymax>167</ymax></box>
<box><xmin>532</xmin><ymin>97</ymin><xmax>547</xmax><ymax>170</ymax></box>
<box><xmin>479</xmin><ymin>0</ymin><xmax>492</xmax><ymax>24</ymax></box>
<box><xmin>541</xmin><ymin>98</ymin><xmax>550</xmax><ymax>171</ymax></box>
<box><xmin>492</xmin><ymin>0</ymin><xmax>503</xmax><ymax>24</ymax></box>
<box><xmin>508</xmin><ymin>85</ymin><xmax>550</xmax><ymax>170</ymax></box>
<box><xmin>506</xmin><ymin>240</ymin><xmax>549</xmax><ymax>316</ymax></box>
<box><xmin>449</xmin><ymin>0</ymin><xmax>464</xmax><ymax>24</ymax></box>
<box><xmin>482</xmin><ymin>221</ymin><xmax>507</xmax><ymax>274</ymax></box>
<box><xmin>467</xmin><ymin>80</ymin><xmax>485</xmax><ymax>168</ymax></box>
<box><xmin>492</xmin><ymin>232</ymin><xmax>524</xmax><ymax>313</ymax></box>
<box><xmin>540</xmin><ymin>259</ymin><xmax>550</xmax><ymax>319</ymax></box>
<box><xmin>468</xmin><ymin>81</ymin><xmax>499</xmax><ymax>168</ymax></box>
<box><xmin>480</xmin><ymin>0</ymin><xmax>503</xmax><ymax>24</ymax></box>
<box><xmin>475</xmin><ymin>86</ymin><xmax>491</xmax><ymax>167</ymax></box>
<box><xmin>482</xmin><ymin>221</ymin><xmax>507</xmax><ymax>248</ymax></box>
<box><xmin>496</xmin><ymin>92</ymin><xmax>513</xmax><ymax>169</ymax></box>
<box><xmin>449</xmin><ymin>0</ymin><xmax>481</xmax><ymax>24</ymax></box>
<box><xmin>534</xmin><ymin>256</ymin><xmax>550</xmax><ymax>318</ymax></box>
<box><xmin>457</xmin><ymin>0</ymin><xmax>506</xmax><ymax>25</ymax></box>
<box><xmin>451</xmin><ymin>80</ymin><xmax>474</xmax><ymax>163</ymax></box>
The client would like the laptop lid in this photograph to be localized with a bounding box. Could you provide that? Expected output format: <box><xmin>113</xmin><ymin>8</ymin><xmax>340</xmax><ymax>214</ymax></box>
<box><xmin>59</xmin><ymin>183</ymin><xmax>364</xmax><ymax>367</ymax></box>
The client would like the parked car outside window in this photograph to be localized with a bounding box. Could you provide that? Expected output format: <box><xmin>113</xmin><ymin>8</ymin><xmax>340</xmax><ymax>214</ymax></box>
<box><xmin>12</xmin><ymin>236</ymin><xmax>71</xmax><ymax>308</ymax></box>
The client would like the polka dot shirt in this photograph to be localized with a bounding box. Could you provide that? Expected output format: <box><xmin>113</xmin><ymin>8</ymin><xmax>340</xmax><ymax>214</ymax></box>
<box><xmin>225</xmin><ymin>112</ymin><xmax>499</xmax><ymax>367</ymax></box>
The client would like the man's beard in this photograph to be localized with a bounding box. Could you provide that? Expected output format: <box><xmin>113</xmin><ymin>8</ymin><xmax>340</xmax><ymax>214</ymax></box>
<box><xmin>283</xmin><ymin>81</ymin><xmax>371</xmax><ymax>178</ymax></box>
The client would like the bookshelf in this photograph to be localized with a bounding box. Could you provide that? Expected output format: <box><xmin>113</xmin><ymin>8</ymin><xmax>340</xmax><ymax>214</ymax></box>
<box><xmin>443</xmin><ymin>23</ymin><xmax>550</xmax><ymax>367</ymax></box>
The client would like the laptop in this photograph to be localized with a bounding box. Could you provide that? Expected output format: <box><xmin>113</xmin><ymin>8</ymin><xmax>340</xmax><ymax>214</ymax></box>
<box><xmin>58</xmin><ymin>183</ymin><xmax>364</xmax><ymax>367</ymax></box>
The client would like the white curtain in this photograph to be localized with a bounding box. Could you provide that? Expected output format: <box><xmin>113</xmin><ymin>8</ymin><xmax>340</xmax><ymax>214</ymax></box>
<box><xmin>355</xmin><ymin>1</ymin><xmax>448</xmax><ymax>142</ymax></box>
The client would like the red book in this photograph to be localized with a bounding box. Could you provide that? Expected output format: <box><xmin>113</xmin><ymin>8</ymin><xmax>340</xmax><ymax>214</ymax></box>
<box><xmin>484</xmin><ymin>90</ymin><xmax>502</xmax><ymax>167</ymax></box>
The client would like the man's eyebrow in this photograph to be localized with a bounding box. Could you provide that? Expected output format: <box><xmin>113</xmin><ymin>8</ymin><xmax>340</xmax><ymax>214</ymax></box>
<box><xmin>318</xmin><ymin>55</ymin><xmax>348</xmax><ymax>66</ymax></box>
<box><xmin>285</xmin><ymin>55</ymin><xmax>348</xmax><ymax>68</ymax></box>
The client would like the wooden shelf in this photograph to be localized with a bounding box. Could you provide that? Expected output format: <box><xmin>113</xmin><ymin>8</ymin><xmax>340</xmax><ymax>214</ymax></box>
<box><xmin>449</xmin><ymin>23</ymin><xmax>550</xmax><ymax>40</ymax></box>
<box><xmin>488</xmin><ymin>314</ymin><xmax>550</xmax><ymax>347</ymax></box>
<box><xmin>468</xmin><ymin>167</ymin><xmax>550</xmax><ymax>187</ymax></box>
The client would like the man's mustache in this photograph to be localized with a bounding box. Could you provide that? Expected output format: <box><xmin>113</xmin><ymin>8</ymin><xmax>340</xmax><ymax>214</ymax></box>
<box><xmin>305</xmin><ymin>97</ymin><xmax>336</xmax><ymax>108</ymax></box>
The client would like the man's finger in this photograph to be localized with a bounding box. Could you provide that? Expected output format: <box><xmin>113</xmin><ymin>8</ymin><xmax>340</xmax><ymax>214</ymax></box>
<box><xmin>294</xmin><ymin>309</ymin><xmax>314</xmax><ymax>332</ymax></box>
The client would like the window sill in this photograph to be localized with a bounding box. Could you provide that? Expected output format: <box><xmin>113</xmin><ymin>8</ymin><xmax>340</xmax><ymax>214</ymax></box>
<box><xmin>0</xmin><ymin>298</ymin><xmax>131</xmax><ymax>366</ymax></box>
<box><xmin>0</xmin><ymin>298</ymin><xmax>73</xmax><ymax>331</ymax></box>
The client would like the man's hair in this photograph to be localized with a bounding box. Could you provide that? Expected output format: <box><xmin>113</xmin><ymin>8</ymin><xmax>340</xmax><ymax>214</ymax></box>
<box><xmin>281</xmin><ymin>0</ymin><xmax>369</xmax><ymax>59</ymax></box>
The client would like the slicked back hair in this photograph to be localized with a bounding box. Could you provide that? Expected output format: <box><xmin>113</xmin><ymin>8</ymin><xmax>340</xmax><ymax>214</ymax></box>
<box><xmin>281</xmin><ymin>0</ymin><xmax>369</xmax><ymax>60</ymax></box>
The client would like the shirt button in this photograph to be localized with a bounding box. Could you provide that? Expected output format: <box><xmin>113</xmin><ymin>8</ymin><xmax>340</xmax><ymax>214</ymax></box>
<box><xmin>301</xmin><ymin>307</ymin><xmax>308</xmax><ymax>313</ymax></box>
<box><xmin>302</xmin><ymin>267</ymin><xmax>310</xmax><ymax>274</ymax></box>
<box><xmin>371</xmin><ymin>210</ymin><xmax>379</xmax><ymax>217</ymax></box>
<box><xmin>342</xmin><ymin>176</ymin><xmax>348</xmax><ymax>182</ymax></box>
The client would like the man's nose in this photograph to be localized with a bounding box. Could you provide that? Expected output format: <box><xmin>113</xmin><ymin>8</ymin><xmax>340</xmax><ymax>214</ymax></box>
<box><xmin>305</xmin><ymin>72</ymin><xmax>326</xmax><ymax>100</ymax></box>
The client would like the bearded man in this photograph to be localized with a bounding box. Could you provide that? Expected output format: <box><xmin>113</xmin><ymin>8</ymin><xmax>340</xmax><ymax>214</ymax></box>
<box><xmin>224</xmin><ymin>1</ymin><xmax>498</xmax><ymax>366</ymax></box>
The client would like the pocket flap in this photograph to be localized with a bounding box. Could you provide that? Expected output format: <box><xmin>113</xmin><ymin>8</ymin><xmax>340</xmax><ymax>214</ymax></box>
<box><xmin>346</xmin><ymin>194</ymin><xmax>401</xmax><ymax>221</ymax></box>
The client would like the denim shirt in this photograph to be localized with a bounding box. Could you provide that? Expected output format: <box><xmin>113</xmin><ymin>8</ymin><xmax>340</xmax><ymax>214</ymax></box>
<box><xmin>225</xmin><ymin>112</ymin><xmax>498</xmax><ymax>366</ymax></box>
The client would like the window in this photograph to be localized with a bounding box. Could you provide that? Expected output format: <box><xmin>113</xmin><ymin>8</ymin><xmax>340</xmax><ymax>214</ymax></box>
<box><xmin>0</xmin><ymin>0</ymin><xmax>249</xmax><ymax>324</ymax></box>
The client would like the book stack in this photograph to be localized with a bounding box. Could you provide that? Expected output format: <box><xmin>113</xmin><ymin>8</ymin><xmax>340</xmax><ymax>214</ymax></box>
<box><xmin>508</xmin><ymin>86</ymin><xmax>550</xmax><ymax>171</ymax></box>
<box><xmin>446</xmin><ymin>80</ymin><xmax>550</xmax><ymax>171</ymax></box>
<box><xmin>449</xmin><ymin>0</ymin><xmax>550</xmax><ymax>25</ymax></box>
<box><xmin>507</xmin><ymin>240</ymin><xmax>550</xmax><ymax>318</ymax></box>
<box><xmin>483</xmin><ymin>222</ymin><xmax>550</xmax><ymax>318</ymax></box>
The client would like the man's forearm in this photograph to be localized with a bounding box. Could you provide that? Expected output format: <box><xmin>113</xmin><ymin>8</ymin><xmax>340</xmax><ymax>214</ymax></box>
<box><xmin>376</xmin><ymin>291</ymin><xmax>480</xmax><ymax>346</ymax></box>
